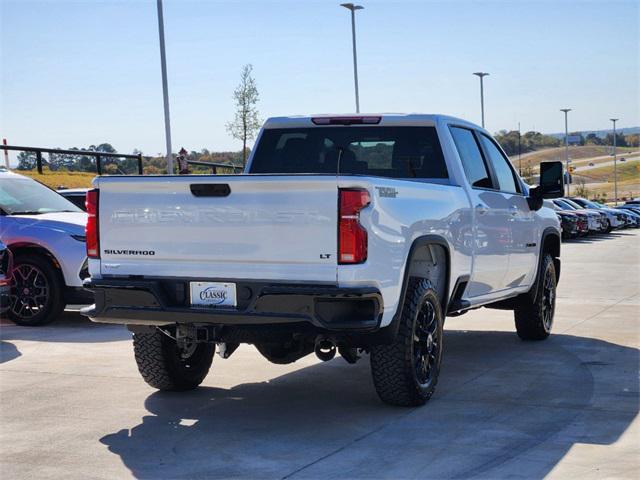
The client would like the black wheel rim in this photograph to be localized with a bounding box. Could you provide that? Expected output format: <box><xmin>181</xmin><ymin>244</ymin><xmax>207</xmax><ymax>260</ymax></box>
<box><xmin>413</xmin><ymin>299</ymin><xmax>440</xmax><ymax>386</ymax></box>
<box><xmin>9</xmin><ymin>263</ymin><xmax>49</xmax><ymax>319</ymax></box>
<box><xmin>541</xmin><ymin>268</ymin><xmax>555</xmax><ymax>331</ymax></box>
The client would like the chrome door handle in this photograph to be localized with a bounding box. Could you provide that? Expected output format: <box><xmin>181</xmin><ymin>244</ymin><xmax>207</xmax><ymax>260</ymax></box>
<box><xmin>475</xmin><ymin>204</ymin><xmax>488</xmax><ymax>215</ymax></box>
<box><xmin>510</xmin><ymin>205</ymin><xmax>519</xmax><ymax>216</ymax></box>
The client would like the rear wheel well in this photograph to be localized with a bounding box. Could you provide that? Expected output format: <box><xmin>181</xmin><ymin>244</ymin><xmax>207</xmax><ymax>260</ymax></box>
<box><xmin>406</xmin><ymin>243</ymin><xmax>449</xmax><ymax>309</ymax></box>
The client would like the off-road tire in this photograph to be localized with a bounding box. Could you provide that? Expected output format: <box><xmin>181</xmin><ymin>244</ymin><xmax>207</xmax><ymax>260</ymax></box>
<box><xmin>133</xmin><ymin>328</ymin><xmax>215</xmax><ymax>391</ymax></box>
<box><xmin>370</xmin><ymin>278</ymin><xmax>444</xmax><ymax>407</ymax></box>
<box><xmin>8</xmin><ymin>253</ymin><xmax>65</xmax><ymax>326</ymax></box>
<box><xmin>514</xmin><ymin>254</ymin><xmax>556</xmax><ymax>340</ymax></box>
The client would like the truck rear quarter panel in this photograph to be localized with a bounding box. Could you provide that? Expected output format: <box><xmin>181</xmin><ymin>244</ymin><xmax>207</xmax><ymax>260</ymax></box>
<box><xmin>336</xmin><ymin>177</ymin><xmax>472</xmax><ymax>327</ymax></box>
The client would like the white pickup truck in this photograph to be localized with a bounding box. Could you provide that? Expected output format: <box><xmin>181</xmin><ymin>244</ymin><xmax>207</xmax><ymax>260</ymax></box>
<box><xmin>82</xmin><ymin>114</ymin><xmax>564</xmax><ymax>406</ymax></box>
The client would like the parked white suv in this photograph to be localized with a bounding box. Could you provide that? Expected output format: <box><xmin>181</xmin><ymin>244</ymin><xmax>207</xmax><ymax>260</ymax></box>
<box><xmin>83</xmin><ymin>114</ymin><xmax>564</xmax><ymax>406</ymax></box>
<box><xmin>0</xmin><ymin>171</ymin><xmax>90</xmax><ymax>325</ymax></box>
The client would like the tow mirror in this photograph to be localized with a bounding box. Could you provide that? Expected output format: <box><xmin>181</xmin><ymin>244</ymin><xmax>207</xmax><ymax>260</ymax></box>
<box><xmin>539</xmin><ymin>161</ymin><xmax>564</xmax><ymax>199</ymax></box>
<box><xmin>527</xmin><ymin>161</ymin><xmax>564</xmax><ymax>211</ymax></box>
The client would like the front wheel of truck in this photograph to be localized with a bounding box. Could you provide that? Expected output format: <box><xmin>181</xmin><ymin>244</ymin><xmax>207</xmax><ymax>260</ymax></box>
<box><xmin>370</xmin><ymin>278</ymin><xmax>444</xmax><ymax>407</ymax></box>
<box><xmin>514</xmin><ymin>254</ymin><xmax>556</xmax><ymax>341</ymax></box>
<box><xmin>133</xmin><ymin>328</ymin><xmax>215</xmax><ymax>391</ymax></box>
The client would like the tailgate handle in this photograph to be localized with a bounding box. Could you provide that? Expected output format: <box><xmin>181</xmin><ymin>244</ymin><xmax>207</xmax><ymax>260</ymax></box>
<box><xmin>190</xmin><ymin>184</ymin><xmax>231</xmax><ymax>197</ymax></box>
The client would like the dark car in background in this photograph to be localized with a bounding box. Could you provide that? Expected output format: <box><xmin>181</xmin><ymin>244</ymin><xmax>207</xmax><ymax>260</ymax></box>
<box><xmin>545</xmin><ymin>200</ymin><xmax>586</xmax><ymax>239</ymax></box>
<box><xmin>553</xmin><ymin>199</ymin><xmax>605</xmax><ymax>234</ymax></box>
<box><xmin>557</xmin><ymin>211</ymin><xmax>580</xmax><ymax>240</ymax></box>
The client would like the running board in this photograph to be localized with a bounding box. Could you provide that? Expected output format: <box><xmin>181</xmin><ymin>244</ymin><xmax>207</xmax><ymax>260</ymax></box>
<box><xmin>447</xmin><ymin>299</ymin><xmax>471</xmax><ymax>316</ymax></box>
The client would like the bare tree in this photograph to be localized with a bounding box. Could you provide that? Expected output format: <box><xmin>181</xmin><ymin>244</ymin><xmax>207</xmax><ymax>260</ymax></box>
<box><xmin>226</xmin><ymin>64</ymin><xmax>261</xmax><ymax>166</ymax></box>
<box><xmin>574</xmin><ymin>178</ymin><xmax>591</xmax><ymax>199</ymax></box>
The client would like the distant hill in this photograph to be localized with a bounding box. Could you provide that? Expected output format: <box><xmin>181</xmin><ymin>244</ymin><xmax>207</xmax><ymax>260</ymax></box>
<box><xmin>548</xmin><ymin>126</ymin><xmax>640</xmax><ymax>139</ymax></box>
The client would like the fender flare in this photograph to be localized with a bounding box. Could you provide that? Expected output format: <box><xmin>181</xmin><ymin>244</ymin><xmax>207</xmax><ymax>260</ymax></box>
<box><xmin>375</xmin><ymin>234</ymin><xmax>451</xmax><ymax>343</ymax></box>
<box><xmin>540</xmin><ymin>226</ymin><xmax>561</xmax><ymax>281</ymax></box>
<box><xmin>527</xmin><ymin>227</ymin><xmax>561</xmax><ymax>302</ymax></box>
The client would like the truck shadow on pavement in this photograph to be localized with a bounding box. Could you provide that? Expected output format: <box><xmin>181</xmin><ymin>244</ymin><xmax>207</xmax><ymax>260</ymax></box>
<box><xmin>100</xmin><ymin>330</ymin><xmax>639</xmax><ymax>479</ymax></box>
<box><xmin>0</xmin><ymin>341</ymin><xmax>21</xmax><ymax>363</ymax></box>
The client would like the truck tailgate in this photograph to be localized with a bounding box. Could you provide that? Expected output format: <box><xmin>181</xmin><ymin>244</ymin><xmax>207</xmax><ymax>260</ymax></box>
<box><xmin>95</xmin><ymin>175</ymin><xmax>338</xmax><ymax>282</ymax></box>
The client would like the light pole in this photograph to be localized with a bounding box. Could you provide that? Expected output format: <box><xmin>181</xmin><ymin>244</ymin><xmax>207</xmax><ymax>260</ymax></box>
<box><xmin>560</xmin><ymin>108</ymin><xmax>571</xmax><ymax>195</ymax></box>
<box><xmin>341</xmin><ymin>3</ymin><xmax>363</xmax><ymax>113</ymax></box>
<box><xmin>473</xmin><ymin>72</ymin><xmax>489</xmax><ymax>128</ymax></box>
<box><xmin>611</xmin><ymin>118</ymin><xmax>619</xmax><ymax>205</ymax></box>
<box><xmin>157</xmin><ymin>0</ymin><xmax>173</xmax><ymax>174</ymax></box>
<box><xmin>518</xmin><ymin>122</ymin><xmax>522</xmax><ymax>175</ymax></box>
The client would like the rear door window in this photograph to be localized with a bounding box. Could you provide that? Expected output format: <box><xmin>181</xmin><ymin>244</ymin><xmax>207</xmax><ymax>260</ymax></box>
<box><xmin>449</xmin><ymin>127</ymin><xmax>493</xmax><ymax>189</ymax></box>
<box><xmin>249</xmin><ymin>126</ymin><xmax>448</xmax><ymax>181</ymax></box>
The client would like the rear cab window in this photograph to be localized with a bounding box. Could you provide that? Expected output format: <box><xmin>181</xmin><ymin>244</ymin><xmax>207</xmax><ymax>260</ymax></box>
<box><xmin>249</xmin><ymin>126</ymin><xmax>449</xmax><ymax>182</ymax></box>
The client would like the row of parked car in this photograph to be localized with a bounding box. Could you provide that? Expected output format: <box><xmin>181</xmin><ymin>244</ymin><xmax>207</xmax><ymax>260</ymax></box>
<box><xmin>548</xmin><ymin>197</ymin><xmax>640</xmax><ymax>240</ymax></box>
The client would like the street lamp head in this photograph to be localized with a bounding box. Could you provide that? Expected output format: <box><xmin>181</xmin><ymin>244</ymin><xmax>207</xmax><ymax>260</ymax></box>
<box><xmin>610</xmin><ymin>118</ymin><xmax>619</xmax><ymax>122</ymax></box>
<box><xmin>473</xmin><ymin>72</ymin><xmax>489</xmax><ymax>77</ymax></box>
<box><xmin>560</xmin><ymin>108</ymin><xmax>571</xmax><ymax>113</ymax></box>
<box><xmin>341</xmin><ymin>3</ymin><xmax>364</xmax><ymax>10</ymax></box>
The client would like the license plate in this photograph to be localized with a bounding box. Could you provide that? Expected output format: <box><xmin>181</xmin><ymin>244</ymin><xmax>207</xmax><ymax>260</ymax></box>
<box><xmin>190</xmin><ymin>282</ymin><xmax>237</xmax><ymax>307</ymax></box>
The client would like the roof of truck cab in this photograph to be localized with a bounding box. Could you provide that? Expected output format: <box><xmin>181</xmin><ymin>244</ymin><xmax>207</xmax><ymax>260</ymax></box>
<box><xmin>262</xmin><ymin>114</ymin><xmax>483</xmax><ymax>131</ymax></box>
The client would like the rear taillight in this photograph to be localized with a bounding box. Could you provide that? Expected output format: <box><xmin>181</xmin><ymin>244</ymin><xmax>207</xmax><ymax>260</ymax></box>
<box><xmin>338</xmin><ymin>188</ymin><xmax>370</xmax><ymax>264</ymax></box>
<box><xmin>85</xmin><ymin>189</ymin><xmax>99</xmax><ymax>258</ymax></box>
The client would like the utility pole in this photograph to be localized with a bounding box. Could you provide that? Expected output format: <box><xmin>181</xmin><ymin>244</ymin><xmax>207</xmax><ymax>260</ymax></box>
<box><xmin>560</xmin><ymin>109</ymin><xmax>572</xmax><ymax>195</ymax></box>
<box><xmin>518</xmin><ymin>122</ymin><xmax>522</xmax><ymax>175</ymax></box>
<box><xmin>341</xmin><ymin>3</ymin><xmax>364</xmax><ymax>113</ymax></box>
<box><xmin>157</xmin><ymin>0</ymin><xmax>173</xmax><ymax>174</ymax></box>
<box><xmin>473</xmin><ymin>72</ymin><xmax>489</xmax><ymax>128</ymax></box>
<box><xmin>611</xmin><ymin>118</ymin><xmax>619</xmax><ymax>205</ymax></box>
<box><xmin>2</xmin><ymin>139</ymin><xmax>8</xmax><ymax>169</ymax></box>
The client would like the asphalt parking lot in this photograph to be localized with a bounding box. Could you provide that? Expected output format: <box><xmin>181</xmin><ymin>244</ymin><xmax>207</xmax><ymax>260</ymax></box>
<box><xmin>1</xmin><ymin>231</ymin><xmax>638</xmax><ymax>479</ymax></box>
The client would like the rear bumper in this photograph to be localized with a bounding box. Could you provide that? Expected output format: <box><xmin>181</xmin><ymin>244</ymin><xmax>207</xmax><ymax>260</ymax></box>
<box><xmin>81</xmin><ymin>278</ymin><xmax>383</xmax><ymax>332</ymax></box>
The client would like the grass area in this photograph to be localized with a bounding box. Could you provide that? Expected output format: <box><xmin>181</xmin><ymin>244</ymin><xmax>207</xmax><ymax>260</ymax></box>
<box><xmin>579</xmin><ymin>178</ymin><xmax>640</xmax><ymax>201</ymax></box>
<box><xmin>19</xmin><ymin>169</ymin><xmax>96</xmax><ymax>189</ymax></box>
<box><xmin>511</xmin><ymin>145</ymin><xmax>637</xmax><ymax>170</ymax></box>
<box><xmin>580</xmin><ymin>161</ymin><xmax>640</xmax><ymax>183</ymax></box>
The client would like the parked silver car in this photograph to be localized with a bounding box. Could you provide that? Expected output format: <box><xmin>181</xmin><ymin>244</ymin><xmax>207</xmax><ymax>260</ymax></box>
<box><xmin>0</xmin><ymin>171</ymin><xmax>91</xmax><ymax>325</ymax></box>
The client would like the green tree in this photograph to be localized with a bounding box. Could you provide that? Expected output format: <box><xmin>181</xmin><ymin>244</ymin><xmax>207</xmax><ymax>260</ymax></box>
<box><xmin>493</xmin><ymin>130</ymin><xmax>521</xmax><ymax>156</ymax></box>
<box><xmin>16</xmin><ymin>151</ymin><xmax>38</xmax><ymax>170</ymax></box>
<box><xmin>226</xmin><ymin>64</ymin><xmax>261</xmax><ymax>165</ymax></box>
<box><xmin>604</xmin><ymin>133</ymin><xmax>627</xmax><ymax>147</ymax></box>
<box><xmin>585</xmin><ymin>133</ymin><xmax>602</xmax><ymax>145</ymax></box>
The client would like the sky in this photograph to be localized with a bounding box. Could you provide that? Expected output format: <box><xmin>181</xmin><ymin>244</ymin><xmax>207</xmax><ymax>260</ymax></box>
<box><xmin>1</xmin><ymin>0</ymin><xmax>638</xmax><ymax>159</ymax></box>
